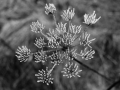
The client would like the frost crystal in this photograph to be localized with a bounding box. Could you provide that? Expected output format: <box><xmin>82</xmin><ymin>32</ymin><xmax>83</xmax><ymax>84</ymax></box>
<box><xmin>15</xmin><ymin>3</ymin><xmax>101</xmax><ymax>85</ymax></box>
<box><xmin>83</xmin><ymin>11</ymin><xmax>101</xmax><ymax>25</ymax></box>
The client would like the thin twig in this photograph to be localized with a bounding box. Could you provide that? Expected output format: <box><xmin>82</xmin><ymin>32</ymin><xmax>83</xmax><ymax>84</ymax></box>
<box><xmin>72</xmin><ymin>56</ymin><xmax>112</xmax><ymax>82</ymax></box>
<box><xmin>107</xmin><ymin>79</ymin><xmax>120</xmax><ymax>90</ymax></box>
<box><xmin>53</xmin><ymin>14</ymin><xmax>57</xmax><ymax>26</ymax></box>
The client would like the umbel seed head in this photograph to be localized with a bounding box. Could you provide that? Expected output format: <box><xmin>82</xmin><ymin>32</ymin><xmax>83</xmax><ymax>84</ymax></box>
<box><xmin>15</xmin><ymin>3</ymin><xmax>101</xmax><ymax>85</ymax></box>
<box><xmin>45</xmin><ymin>3</ymin><xmax>56</xmax><ymax>15</ymax></box>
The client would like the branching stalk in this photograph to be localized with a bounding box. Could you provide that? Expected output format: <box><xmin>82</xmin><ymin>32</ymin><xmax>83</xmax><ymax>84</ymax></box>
<box><xmin>47</xmin><ymin>62</ymin><xmax>57</xmax><ymax>76</ymax></box>
<box><xmin>53</xmin><ymin>14</ymin><xmax>57</xmax><ymax>26</ymax></box>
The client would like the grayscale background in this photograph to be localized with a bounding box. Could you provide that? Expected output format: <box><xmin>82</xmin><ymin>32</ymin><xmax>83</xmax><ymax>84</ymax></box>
<box><xmin>0</xmin><ymin>0</ymin><xmax>120</xmax><ymax>90</ymax></box>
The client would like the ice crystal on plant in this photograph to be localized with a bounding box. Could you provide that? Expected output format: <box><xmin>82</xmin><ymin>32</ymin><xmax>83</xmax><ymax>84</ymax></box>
<box><xmin>15</xmin><ymin>3</ymin><xmax>101</xmax><ymax>85</ymax></box>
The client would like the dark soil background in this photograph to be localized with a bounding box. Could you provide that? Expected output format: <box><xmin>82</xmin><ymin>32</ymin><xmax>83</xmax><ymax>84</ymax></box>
<box><xmin>0</xmin><ymin>0</ymin><xmax>120</xmax><ymax>90</ymax></box>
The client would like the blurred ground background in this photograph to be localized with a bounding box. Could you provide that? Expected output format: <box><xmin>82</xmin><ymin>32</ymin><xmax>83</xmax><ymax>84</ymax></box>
<box><xmin>0</xmin><ymin>0</ymin><xmax>120</xmax><ymax>90</ymax></box>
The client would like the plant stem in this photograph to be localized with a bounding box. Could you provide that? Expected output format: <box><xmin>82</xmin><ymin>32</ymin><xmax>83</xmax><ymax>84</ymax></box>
<box><xmin>53</xmin><ymin>14</ymin><xmax>57</xmax><ymax>26</ymax></box>
<box><xmin>68</xmin><ymin>20</ymin><xmax>71</xmax><ymax>33</ymax></box>
<box><xmin>47</xmin><ymin>63</ymin><xmax>57</xmax><ymax>76</ymax></box>
<box><xmin>72</xmin><ymin>56</ymin><xmax>112</xmax><ymax>82</ymax></box>
<box><xmin>107</xmin><ymin>78</ymin><xmax>120</xmax><ymax>90</ymax></box>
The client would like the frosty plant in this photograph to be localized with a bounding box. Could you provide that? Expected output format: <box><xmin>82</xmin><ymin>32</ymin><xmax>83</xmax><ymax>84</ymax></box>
<box><xmin>16</xmin><ymin>3</ymin><xmax>101</xmax><ymax>85</ymax></box>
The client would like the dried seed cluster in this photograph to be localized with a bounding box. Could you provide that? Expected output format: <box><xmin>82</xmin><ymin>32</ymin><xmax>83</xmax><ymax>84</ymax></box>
<box><xmin>16</xmin><ymin>3</ymin><xmax>101</xmax><ymax>85</ymax></box>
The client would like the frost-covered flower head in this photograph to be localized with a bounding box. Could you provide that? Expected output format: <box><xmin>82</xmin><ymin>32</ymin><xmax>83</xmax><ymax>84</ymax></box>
<box><xmin>83</xmin><ymin>11</ymin><xmax>101</xmax><ymax>25</ymax></box>
<box><xmin>45</xmin><ymin>3</ymin><xmax>56</xmax><ymax>15</ymax></box>
<box><xmin>61</xmin><ymin>7</ymin><xmax>75</xmax><ymax>21</ymax></box>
